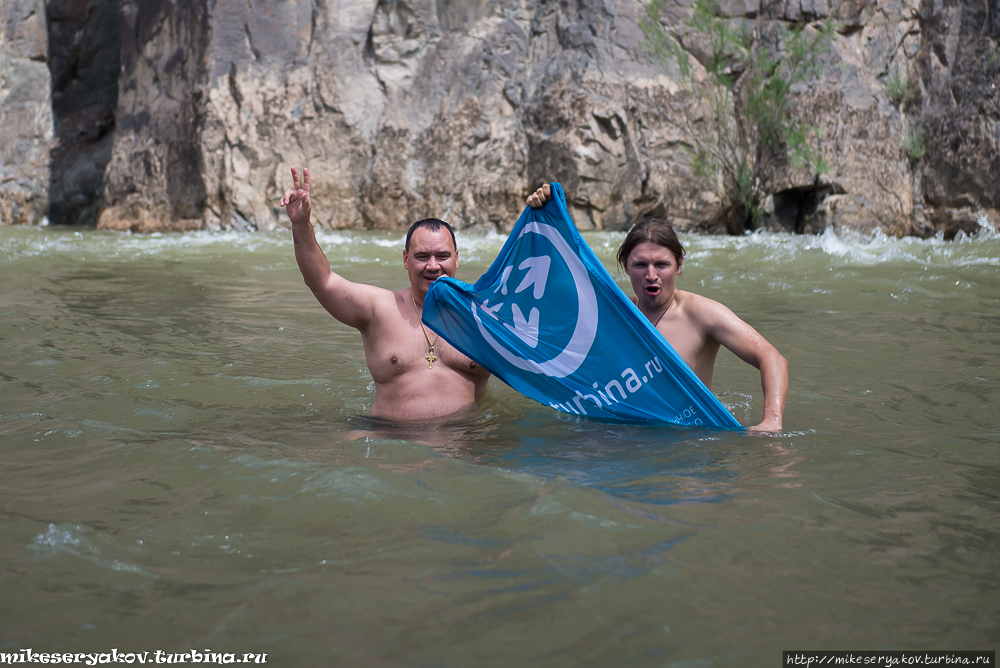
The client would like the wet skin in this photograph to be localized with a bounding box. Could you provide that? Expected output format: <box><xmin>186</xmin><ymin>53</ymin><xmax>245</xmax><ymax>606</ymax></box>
<box><xmin>526</xmin><ymin>185</ymin><xmax>788</xmax><ymax>432</ymax></box>
<box><xmin>624</xmin><ymin>242</ymin><xmax>788</xmax><ymax>431</ymax></box>
<box><xmin>281</xmin><ymin>167</ymin><xmax>489</xmax><ymax>420</ymax></box>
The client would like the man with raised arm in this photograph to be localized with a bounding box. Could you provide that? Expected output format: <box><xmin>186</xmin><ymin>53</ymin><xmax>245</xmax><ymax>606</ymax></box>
<box><xmin>526</xmin><ymin>185</ymin><xmax>789</xmax><ymax>432</ymax></box>
<box><xmin>280</xmin><ymin>167</ymin><xmax>490</xmax><ymax>420</ymax></box>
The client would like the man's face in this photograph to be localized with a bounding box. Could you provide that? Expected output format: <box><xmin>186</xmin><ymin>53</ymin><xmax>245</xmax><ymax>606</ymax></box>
<box><xmin>625</xmin><ymin>241</ymin><xmax>682</xmax><ymax>308</ymax></box>
<box><xmin>403</xmin><ymin>227</ymin><xmax>459</xmax><ymax>297</ymax></box>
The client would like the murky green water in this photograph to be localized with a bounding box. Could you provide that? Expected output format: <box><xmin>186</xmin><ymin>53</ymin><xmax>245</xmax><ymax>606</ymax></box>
<box><xmin>1</xmin><ymin>224</ymin><xmax>998</xmax><ymax>665</ymax></box>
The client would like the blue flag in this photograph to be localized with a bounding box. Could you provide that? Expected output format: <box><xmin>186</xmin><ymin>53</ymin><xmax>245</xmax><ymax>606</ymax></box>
<box><xmin>423</xmin><ymin>184</ymin><xmax>743</xmax><ymax>429</ymax></box>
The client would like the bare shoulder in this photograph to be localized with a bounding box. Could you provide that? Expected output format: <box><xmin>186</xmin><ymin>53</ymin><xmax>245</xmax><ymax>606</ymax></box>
<box><xmin>390</xmin><ymin>287</ymin><xmax>414</xmax><ymax>306</ymax></box>
<box><xmin>676</xmin><ymin>289</ymin><xmax>736</xmax><ymax>325</ymax></box>
<box><xmin>679</xmin><ymin>290</ymin><xmax>769</xmax><ymax>353</ymax></box>
<box><xmin>374</xmin><ymin>286</ymin><xmax>414</xmax><ymax>315</ymax></box>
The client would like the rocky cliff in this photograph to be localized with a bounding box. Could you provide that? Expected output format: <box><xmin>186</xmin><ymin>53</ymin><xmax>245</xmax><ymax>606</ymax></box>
<box><xmin>1</xmin><ymin>0</ymin><xmax>52</xmax><ymax>225</ymax></box>
<box><xmin>47</xmin><ymin>0</ymin><xmax>120</xmax><ymax>226</ymax></box>
<box><xmin>0</xmin><ymin>0</ymin><xmax>996</xmax><ymax>235</ymax></box>
<box><xmin>913</xmin><ymin>0</ymin><xmax>1000</xmax><ymax>236</ymax></box>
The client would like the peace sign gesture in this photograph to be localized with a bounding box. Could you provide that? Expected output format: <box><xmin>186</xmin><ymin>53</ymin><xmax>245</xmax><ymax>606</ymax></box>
<box><xmin>280</xmin><ymin>166</ymin><xmax>311</xmax><ymax>226</ymax></box>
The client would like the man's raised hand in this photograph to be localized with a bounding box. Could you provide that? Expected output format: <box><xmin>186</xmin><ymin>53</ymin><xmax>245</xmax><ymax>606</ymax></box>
<box><xmin>280</xmin><ymin>166</ymin><xmax>311</xmax><ymax>226</ymax></box>
<box><xmin>526</xmin><ymin>183</ymin><xmax>552</xmax><ymax>209</ymax></box>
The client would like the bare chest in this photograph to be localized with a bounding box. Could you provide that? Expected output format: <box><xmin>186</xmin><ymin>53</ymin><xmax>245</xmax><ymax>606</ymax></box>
<box><xmin>655</xmin><ymin>312</ymin><xmax>719</xmax><ymax>373</ymax></box>
<box><xmin>363</xmin><ymin>318</ymin><xmax>484</xmax><ymax>382</ymax></box>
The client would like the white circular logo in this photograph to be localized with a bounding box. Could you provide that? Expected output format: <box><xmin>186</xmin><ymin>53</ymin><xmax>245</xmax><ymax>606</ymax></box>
<box><xmin>471</xmin><ymin>222</ymin><xmax>598</xmax><ymax>378</ymax></box>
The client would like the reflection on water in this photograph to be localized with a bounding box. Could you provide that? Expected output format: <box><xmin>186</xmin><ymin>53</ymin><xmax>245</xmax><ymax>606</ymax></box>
<box><xmin>345</xmin><ymin>409</ymin><xmax>742</xmax><ymax>505</ymax></box>
<box><xmin>1</xmin><ymin>224</ymin><xmax>999</xmax><ymax>665</ymax></box>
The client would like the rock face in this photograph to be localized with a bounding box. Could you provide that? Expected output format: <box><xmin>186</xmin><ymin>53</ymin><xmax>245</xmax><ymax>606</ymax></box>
<box><xmin>793</xmin><ymin>0</ymin><xmax>999</xmax><ymax>237</ymax></box>
<box><xmin>0</xmin><ymin>0</ymin><xmax>995</xmax><ymax>234</ymax></box>
<box><xmin>912</xmin><ymin>0</ymin><xmax>1000</xmax><ymax>237</ymax></box>
<box><xmin>47</xmin><ymin>0</ymin><xmax>120</xmax><ymax>227</ymax></box>
<box><xmin>698</xmin><ymin>0</ymin><xmax>998</xmax><ymax>237</ymax></box>
<box><xmin>0</xmin><ymin>0</ymin><xmax>53</xmax><ymax>226</ymax></box>
<box><xmin>98</xmin><ymin>0</ymin><xmax>673</xmax><ymax>232</ymax></box>
<box><xmin>95</xmin><ymin>0</ymin><xmax>210</xmax><ymax>232</ymax></box>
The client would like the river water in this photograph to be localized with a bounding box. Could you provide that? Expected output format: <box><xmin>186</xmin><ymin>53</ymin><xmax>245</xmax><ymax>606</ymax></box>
<box><xmin>1</xmin><ymin>224</ymin><xmax>998</xmax><ymax>665</ymax></box>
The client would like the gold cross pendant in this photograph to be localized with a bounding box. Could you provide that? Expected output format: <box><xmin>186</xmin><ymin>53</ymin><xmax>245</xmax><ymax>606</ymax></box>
<box><xmin>425</xmin><ymin>347</ymin><xmax>437</xmax><ymax>369</ymax></box>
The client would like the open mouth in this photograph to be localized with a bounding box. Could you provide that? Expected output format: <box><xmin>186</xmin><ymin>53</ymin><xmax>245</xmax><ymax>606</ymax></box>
<box><xmin>644</xmin><ymin>285</ymin><xmax>660</xmax><ymax>296</ymax></box>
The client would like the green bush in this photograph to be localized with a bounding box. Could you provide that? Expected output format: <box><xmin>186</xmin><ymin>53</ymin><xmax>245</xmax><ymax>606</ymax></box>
<box><xmin>641</xmin><ymin>0</ymin><xmax>834</xmax><ymax>231</ymax></box>
<box><xmin>885</xmin><ymin>67</ymin><xmax>913</xmax><ymax>105</ymax></box>
<box><xmin>986</xmin><ymin>37</ymin><xmax>1000</xmax><ymax>70</ymax></box>
<box><xmin>902</xmin><ymin>126</ymin><xmax>925</xmax><ymax>160</ymax></box>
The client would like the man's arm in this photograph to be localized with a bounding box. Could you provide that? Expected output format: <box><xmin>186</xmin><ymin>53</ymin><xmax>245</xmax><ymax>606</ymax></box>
<box><xmin>280</xmin><ymin>167</ymin><xmax>383</xmax><ymax>331</ymax></box>
<box><xmin>698</xmin><ymin>300</ymin><xmax>788</xmax><ymax>432</ymax></box>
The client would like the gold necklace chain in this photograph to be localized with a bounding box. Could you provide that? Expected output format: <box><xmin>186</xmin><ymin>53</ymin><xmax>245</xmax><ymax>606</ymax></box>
<box><xmin>410</xmin><ymin>292</ymin><xmax>440</xmax><ymax>369</ymax></box>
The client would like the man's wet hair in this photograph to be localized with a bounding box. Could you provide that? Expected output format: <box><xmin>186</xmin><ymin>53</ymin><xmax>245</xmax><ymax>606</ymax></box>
<box><xmin>405</xmin><ymin>218</ymin><xmax>457</xmax><ymax>252</ymax></box>
<box><xmin>617</xmin><ymin>217</ymin><xmax>686</xmax><ymax>270</ymax></box>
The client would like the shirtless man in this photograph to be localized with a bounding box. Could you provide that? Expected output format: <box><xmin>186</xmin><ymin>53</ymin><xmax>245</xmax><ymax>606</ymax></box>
<box><xmin>527</xmin><ymin>185</ymin><xmax>788</xmax><ymax>431</ymax></box>
<box><xmin>280</xmin><ymin>167</ymin><xmax>489</xmax><ymax>420</ymax></box>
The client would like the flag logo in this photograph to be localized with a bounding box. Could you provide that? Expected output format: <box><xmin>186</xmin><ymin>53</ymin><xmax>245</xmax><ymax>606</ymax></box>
<box><xmin>471</xmin><ymin>221</ymin><xmax>598</xmax><ymax>378</ymax></box>
<box><xmin>423</xmin><ymin>184</ymin><xmax>743</xmax><ymax>429</ymax></box>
